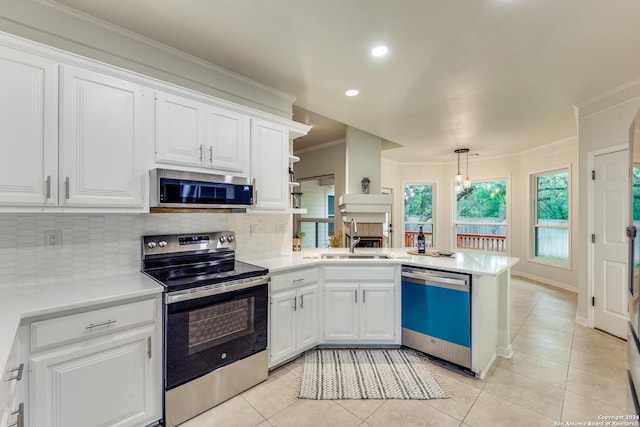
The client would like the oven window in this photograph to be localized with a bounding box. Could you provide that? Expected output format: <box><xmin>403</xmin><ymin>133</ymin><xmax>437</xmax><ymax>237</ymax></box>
<box><xmin>188</xmin><ymin>297</ymin><xmax>255</xmax><ymax>354</ymax></box>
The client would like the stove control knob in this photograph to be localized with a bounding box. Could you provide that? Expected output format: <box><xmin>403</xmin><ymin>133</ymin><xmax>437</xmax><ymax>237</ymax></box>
<box><xmin>158</xmin><ymin>240</ymin><xmax>167</xmax><ymax>248</ymax></box>
<box><xmin>219</xmin><ymin>236</ymin><xmax>226</xmax><ymax>244</ymax></box>
<box><xmin>146</xmin><ymin>241</ymin><xmax>157</xmax><ymax>249</ymax></box>
<box><xmin>227</xmin><ymin>235</ymin><xmax>234</xmax><ymax>243</ymax></box>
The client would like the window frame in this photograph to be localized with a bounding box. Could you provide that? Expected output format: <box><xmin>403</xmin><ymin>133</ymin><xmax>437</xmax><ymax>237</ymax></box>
<box><xmin>529</xmin><ymin>166</ymin><xmax>571</xmax><ymax>269</ymax></box>
<box><xmin>452</xmin><ymin>177</ymin><xmax>510</xmax><ymax>254</ymax></box>
<box><xmin>403</xmin><ymin>182</ymin><xmax>436</xmax><ymax>249</ymax></box>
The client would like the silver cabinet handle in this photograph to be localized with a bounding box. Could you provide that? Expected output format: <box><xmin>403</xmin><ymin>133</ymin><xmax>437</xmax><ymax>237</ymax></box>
<box><xmin>45</xmin><ymin>175</ymin><xmax>51</xmax><ymax>199</ymax></box>
<box><xmin>65</xmin><ymin>177</ymin><xmax>70</xmax><ymax>199</ymax></box>
<box><xmin>4</xmin><ymin>363</ymin><xmax>23</xmax><ymax>382</ymax></box>
<box><xmin>300</xmin><ymin>294</ymin><xmax>304</xmax><ymax>309</ymax></box>
<box><xmin>147</xmin><ymin>336</ymin><xmax>152</xmax><ymax>359</ymax></box>
<box><xmin>292</xmin><ymin>296</ymin><xmax>297</xmax><ymax>311</ymax></box>
<box><xmin>292</xmin><ymin>278</ymin><xmax>305</xmax><ymax>284</ymax></box>
<box><xmin>199</xmin><ymin>144</ymin><xmax>203</xmax><ymax>161</ymax></box>
<box><xmin>209</xmin><ymin>146</ymin><xmax>213</xmax><ymax>163</ymax></box>
<box><xmin>355</xmin><ymin>289</ymin><xmax>358</xmax><ymax>304</ymax></box>
<box><xmin>86</xmin><ymin>319</ymin><xmax>116</xmax><ymax>330</ymax></box>
<box><xmin>252</xmin><ymin>178</ymin><xmax>257</xmax><ymax>205</ymax></box>
<box><xmin>8</xmin><ymin>402</ymin><xmax>23</xmax><ymax>427</ymax></box>
<box><xmin>363</xmin><ymin>290</ymin><xmax>366</xmax><ymax>304</ymax></box>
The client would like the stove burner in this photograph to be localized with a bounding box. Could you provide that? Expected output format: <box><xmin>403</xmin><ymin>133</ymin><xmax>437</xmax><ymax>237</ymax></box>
<box><xmin>141</xmin><ymin>231</ymin><xmax>268</xmax><ymax>293</ymax></box>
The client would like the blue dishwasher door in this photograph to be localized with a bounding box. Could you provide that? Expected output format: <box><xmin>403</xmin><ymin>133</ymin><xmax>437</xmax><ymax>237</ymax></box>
<box><xmin>401</xmin><ymin>267</ymin><xmax>471</xmax><ymax>369</ymax></box>
<box><xmin>402</xmin><ymin>279</ymin><xmax>470</xmax><ymax>347</ymax></box>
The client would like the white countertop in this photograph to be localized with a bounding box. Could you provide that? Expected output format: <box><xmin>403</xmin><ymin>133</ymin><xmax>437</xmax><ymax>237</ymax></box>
<box><xmin>245</xmin><ymin>247</ymin><xmax>519</xmax><ymax>276</ymax></box>
<box><xmin>0</xmin><ymin>272</ymin><xmax>163</xmax><ymax>376</ymax></box>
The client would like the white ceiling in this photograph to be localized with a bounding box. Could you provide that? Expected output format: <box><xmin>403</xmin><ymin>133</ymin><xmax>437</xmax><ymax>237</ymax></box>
<box><xmin>53</xmin><ymin>0</ymin><xmax>640</xmax><ymax>162</ymax></box>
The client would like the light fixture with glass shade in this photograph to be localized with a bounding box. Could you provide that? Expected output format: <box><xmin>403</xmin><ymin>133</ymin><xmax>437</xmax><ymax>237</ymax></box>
<box><xmin>454</xmin><ymin>148</ymin><xmax>470</xmax><ymax>193</ymax></box>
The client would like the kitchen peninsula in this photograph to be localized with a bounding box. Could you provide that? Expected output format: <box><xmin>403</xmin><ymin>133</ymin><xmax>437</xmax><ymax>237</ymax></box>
<box><xmin>251</xmin><ymin>248</ymin><xmax>519</xmax><ymax>379</ymax></box>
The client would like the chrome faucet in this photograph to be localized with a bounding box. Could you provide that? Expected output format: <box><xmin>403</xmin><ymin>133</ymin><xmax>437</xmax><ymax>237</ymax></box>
<box><xmin>349</xmin><ymin>218</ymin><xmax>360</xmax><ymax>253</ymax></box>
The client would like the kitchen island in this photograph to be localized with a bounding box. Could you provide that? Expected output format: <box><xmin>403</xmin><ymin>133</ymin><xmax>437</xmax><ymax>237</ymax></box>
<box><xmin>248</xmin><ymin>248</ymin><xmax>519</xmax><ymax>378</ymax></box>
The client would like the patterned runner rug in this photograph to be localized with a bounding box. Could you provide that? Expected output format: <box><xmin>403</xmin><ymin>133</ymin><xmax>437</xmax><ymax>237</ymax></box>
<box><xmin>298</xmin><ymin>348</ymin><xmax>448</xmax><ymax>400</ymax></box>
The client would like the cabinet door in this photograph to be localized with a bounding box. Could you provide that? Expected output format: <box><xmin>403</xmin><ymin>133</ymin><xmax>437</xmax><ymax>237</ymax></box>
<box><xmin>30</xmin><ymin>325</ymin><xmax>158</xmax><ymax>427</ymax></box>
<box><xmin>155</xmin><ymin>91</ymin><xmax>204</xmax><ymax>167</ymax></box>
<box><xmin>0</xmin><ymin>46</ymin><xmax>58</xmax><ymax>207</ymax></box>
<box><xmin>269</xmin><ymin>289</ymin><xmax>297</xmax><ymax>366</ymax></box>
<box><xmin>360</xmin><ymin>283</ymin><xmax>396</xmax><ymax>342</ymax></box>
<box><xmin>206</xmin><ymin>106</ymin><xmax>249</xmax><ymax>175</ymax></box>
<box><xmin>250</xmin><ymin>119</ymin><xmax>288</xmax><ymax>210</ymax></box>
<box><xmin>297</xmin><ymin>284</ymin><xmax>319</xmax><ymax>350</ymax></box>
<box><xmin>59</xmin><ymin>65</ymin><xmax>144</xmax><ymax>208</ymax></box>
<box><xmin>323</xmin><ymin>284</ymin><xmax>359</xmax><ymax>341</ymax></box>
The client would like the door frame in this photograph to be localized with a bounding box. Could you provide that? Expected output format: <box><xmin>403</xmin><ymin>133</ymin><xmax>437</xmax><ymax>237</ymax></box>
<box><xmin>587</xmin><ymin>143</ymin><xmax>629</xmax><ymax>329</ymax></box>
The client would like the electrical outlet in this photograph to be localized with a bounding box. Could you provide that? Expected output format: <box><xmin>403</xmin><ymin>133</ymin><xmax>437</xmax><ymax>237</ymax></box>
<box><xmin>250</xmin><ymin>224</ymin><xmax>258</xmax><ymax>236</ymax></box>
<box><xmin>45</xmin><ymin>230</ymin><xmax>62</xmax><ymax>249</ymax></box>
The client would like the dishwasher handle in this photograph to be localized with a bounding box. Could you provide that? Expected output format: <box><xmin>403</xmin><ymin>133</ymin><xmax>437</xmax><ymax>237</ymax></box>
<box><xmin>401</xmin><ymin>271</ymin><xmax>469</xmax><ymax>291</ymax></box>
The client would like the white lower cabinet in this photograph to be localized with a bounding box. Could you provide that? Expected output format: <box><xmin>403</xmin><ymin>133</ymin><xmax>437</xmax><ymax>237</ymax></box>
<box><xmin>1</xmin><ymin>331</ymin><xmax>26</xmax><ymax>427</ymax></box>
<box><xmin>27</xmin><ymin>297</ymin><xmax>162</xmax><ymax>427</ymax></box>
<box><xmin>269</xmin><ymin>268</ymin><xmax>320</xmax><ymax>367</ymax></box>
<box><xmin>323</xmin><ymin>265</ymin><xmax>399</xmax><ymax>344</ymax></box>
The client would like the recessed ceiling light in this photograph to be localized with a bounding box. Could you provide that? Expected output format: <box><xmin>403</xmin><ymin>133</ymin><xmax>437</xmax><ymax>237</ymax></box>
<box><xmin>371</xmin><ymin>45</ymin><xmax>388</xmax><ymax>57</ymax></box>
<box><xmin>345</xmin><ymin>89</ymin><xmax>359</xmax><ymax>97</ymax></box>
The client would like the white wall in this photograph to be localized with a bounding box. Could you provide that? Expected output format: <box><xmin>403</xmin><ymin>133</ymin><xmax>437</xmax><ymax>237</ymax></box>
<box><xmin>575</xmin><ymin>80</ymin><xmax>640</xmax><ymax>323</ymax></box>
<box><xmin>0</xmin><ymin>0</ymin><xmax>294</xmax><ymax>118</ymax></box>
<box><xmin>0</xmin><ymin>213</ymin><xmax>291</xmax><ymax>288</ymax></box>
<box><xmin>382</xmin><ymin>137</ymin><xmax>579</xmax><ymax>291</ymax></box>
<box><xmin>345</xmin><ymin>127</ymin><xmax>382</xmax><ymax>194</ymax></box>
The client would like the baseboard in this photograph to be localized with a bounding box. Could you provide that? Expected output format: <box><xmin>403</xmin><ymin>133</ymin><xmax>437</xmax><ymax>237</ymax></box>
<box><xmin>511</xmin><ymin>271</ymin><xmax>576</xmax><ymax>293</ymax></box>
<box><xmin>575</xmin><ymin>315</ymin><xmax>589</xmax><ymax>327</ymax></box>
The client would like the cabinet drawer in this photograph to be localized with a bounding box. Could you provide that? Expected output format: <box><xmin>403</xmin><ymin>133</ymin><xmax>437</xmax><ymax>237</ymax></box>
<box><xmin>31</xmin><ymin>298</ymin><xmax>156</xmax><ymax>352</ymax></box>
<box><xmin>271</xmin><ymin>268</ymin><xmax>319</xmax><ymax>292</ymax></box>
<box><xmin>323</xmin><ymin>266</ymin><xmax>396</xmax><ymax>282</ymax></box>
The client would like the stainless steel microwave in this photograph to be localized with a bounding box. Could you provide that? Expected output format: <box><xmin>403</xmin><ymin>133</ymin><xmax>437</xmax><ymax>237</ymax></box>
<box><xmin>149</xmin><ymin>169</ymin><xmax>253</xmax><ymax>209</ymax></box>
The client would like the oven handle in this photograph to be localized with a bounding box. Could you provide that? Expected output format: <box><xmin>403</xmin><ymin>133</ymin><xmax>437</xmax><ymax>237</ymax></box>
<box><xmin>165</xmin><ymin>276</ymin><xmax>269</xmax><ymax>304</ymax></box>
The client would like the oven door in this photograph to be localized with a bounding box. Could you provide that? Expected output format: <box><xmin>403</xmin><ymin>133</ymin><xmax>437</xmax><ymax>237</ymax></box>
<box><xmin>164</xmin><ymin>277</ymin><xmax>268</xmax><ymax>390</ymax></box>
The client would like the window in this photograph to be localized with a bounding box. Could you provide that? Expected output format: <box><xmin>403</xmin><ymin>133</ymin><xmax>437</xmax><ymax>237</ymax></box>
<box><xmin>455</xmin><ymin>180</ymin><xmax>507</xmax><ymax>252</ymax></box>
<box><xmin>404</xmin><ymin>184</ymin><xmax>434</xmax><ymax>249</ymax></box>
<box><xmin>531</xmin><ymin>169</ymin><xmax>569</xmax><ymax>264</ymax></box>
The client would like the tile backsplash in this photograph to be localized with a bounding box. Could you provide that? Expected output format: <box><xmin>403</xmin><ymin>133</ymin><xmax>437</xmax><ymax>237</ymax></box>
<box><xmin>0</xmin><ymin>213</ymin><xmax>292</xmax><ymax>288</ymax></box>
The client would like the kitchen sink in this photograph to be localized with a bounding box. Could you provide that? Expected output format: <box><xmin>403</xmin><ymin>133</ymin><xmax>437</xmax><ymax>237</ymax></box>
<box><xmin>320</xmin><ymin>253</ymin><xmax>391</xmax><ymax>260</ymax></box>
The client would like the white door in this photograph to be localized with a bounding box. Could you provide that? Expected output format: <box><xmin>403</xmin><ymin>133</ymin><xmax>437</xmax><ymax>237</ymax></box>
<box><xmin>59</xmin><ymin>65</ymin><xmax>144</xmax><ymax>208</ymax></box>
<box><xmin>297</xmin><ymin>284</ymin><xmax>319</xmax><ymax>350</ymax></box>
<box><xmin>250</xmin><ymin>119</ymin><xmax>288</xmax><ymax>210</ymax></box>
<box><xmin>593</xmin><ymin>149</ymin><xmax>629</xmax><ymax>338</ymax></box>
<box><xmin>323</xmin><ymin>284</ymin><xmax>359</xmax><ymax>341</ymax></box>
<box><xmin>0</xmin><ymin>46</ymin><xmax>58</xmax><ymax>207</ymax></box>
<box><xmin>206</xmin><ymin>106</ymin><xmax>249</xmax><ymax>175</ymax></box>
<box><xmin>269</xmin><ymin>289</ymin><xmax>297</xmax><ymax>365</ymax></box>
<box><xmin>360</xmin><ymin>283</ymin><xmax>396</xmax><ymax>341</ymax></box>
<box><xmin>155</xmin><ymin>91</ymin><xmax>204</xmax><ymax>167</ymax></box>
<box><xmin>30</xmin><ymin>326</ymin><xmax>157</xmax><ymax>427</ymax></box>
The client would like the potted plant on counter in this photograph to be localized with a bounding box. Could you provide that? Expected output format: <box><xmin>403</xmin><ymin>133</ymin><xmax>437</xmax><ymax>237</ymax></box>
<box><xmin>328</xmin><ymin>231</ymin><xmax>343</xmax><ymax>248</ymax></box>
<box><xmin>292</xmin><ymin>231</ymin><xmax>305</xmax><ymax>251</ymax></box>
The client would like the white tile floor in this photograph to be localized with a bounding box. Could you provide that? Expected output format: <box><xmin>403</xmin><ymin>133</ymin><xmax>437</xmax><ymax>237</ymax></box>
<box><xmin>180</xmin><ymin>277</ymin><xmax>629</xmax><ymax>426</ymax></box>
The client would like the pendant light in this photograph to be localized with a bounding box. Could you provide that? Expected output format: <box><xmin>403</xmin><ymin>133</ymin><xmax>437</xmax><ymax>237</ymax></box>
<box><xmin>454</xmin><ymin>148</ymin><xmax>470</xmax><ymax>193</ymax></box>
<box><xmin>463</xmin><ymin>149</ymin><xmax>471</xmax><ymax>189</ymax></box>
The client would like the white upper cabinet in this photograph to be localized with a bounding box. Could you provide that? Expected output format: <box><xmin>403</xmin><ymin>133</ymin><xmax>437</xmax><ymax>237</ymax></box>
<box><xmin>0</xmin><ymin>45</ymin><xmax>58</xmax><ymax>207</ymax></box>
<box><xmin>155</xmin><ymin>90</ymin><xmax>250</xmax><ymax>176</ymax></box>
<box><xmin>155</xmin><ymin>91</ymin><xmax>203</xmax><ymax>168</ymax></box>
<box><xmin>59</xmin><ymin>65</ymin><xmax>145</xmax><ymax>208</ymax></box>
<box><xmin>250</xmin><ymin>119</ymin><xmax>289</xmax><ymax>210</ymax></box>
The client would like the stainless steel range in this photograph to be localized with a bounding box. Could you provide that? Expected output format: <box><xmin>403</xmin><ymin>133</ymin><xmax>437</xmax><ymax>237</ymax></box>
<box><xmin>141</xmin><ymin>231</ymin><xmax>269</xmax><ymax>427</ymax></box>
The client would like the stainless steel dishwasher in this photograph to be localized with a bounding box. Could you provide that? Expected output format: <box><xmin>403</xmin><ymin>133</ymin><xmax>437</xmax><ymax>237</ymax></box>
<box><xmin>401</xmin><ymin>266</ymin><xmax>471</xmax><ymax>370</ymax></box>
